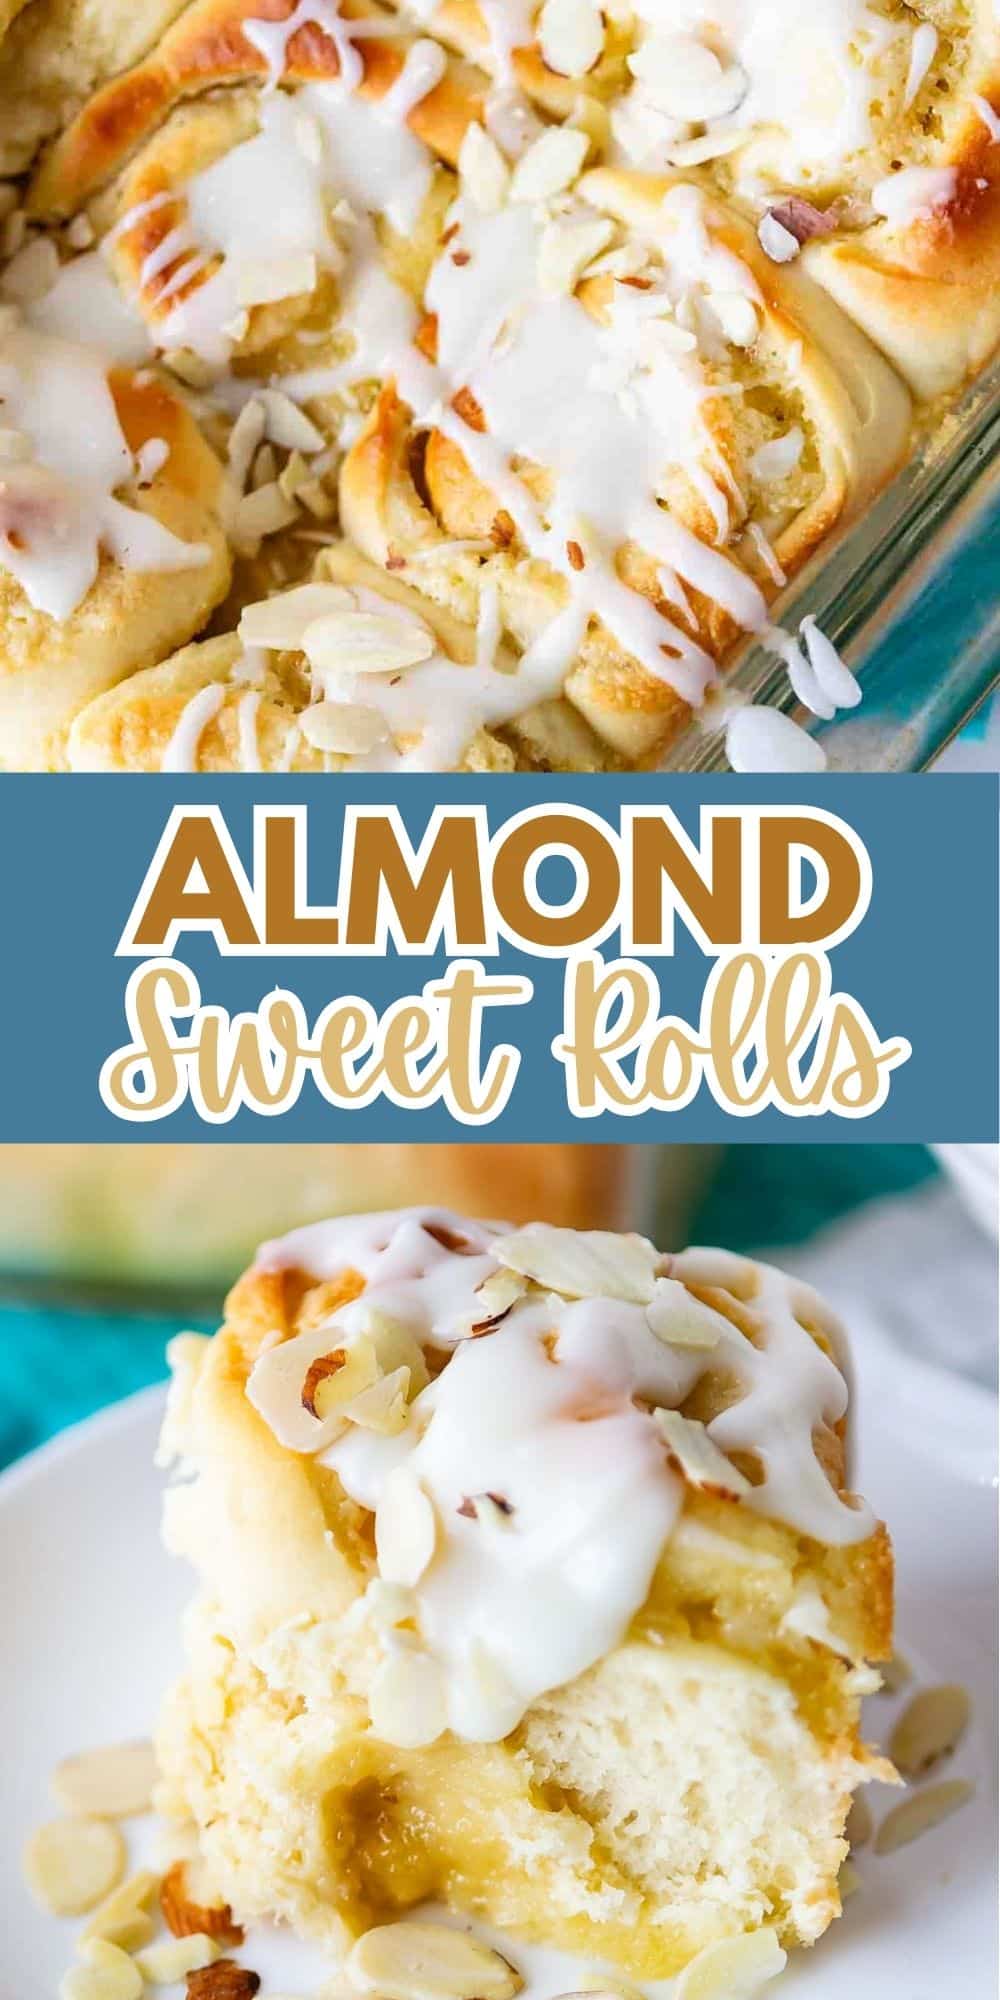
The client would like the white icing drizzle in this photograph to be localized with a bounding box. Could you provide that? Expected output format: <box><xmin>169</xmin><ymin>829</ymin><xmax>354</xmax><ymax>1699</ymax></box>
<box><xmin>871</xmin><ymin>165</ymin><xmax>957</xmax><ymax>227</ymax></box>
<box><xmin>972</xmin><ymin>95</ymin><xmax>1000</xmax><ymax>143</ymax></box>
<box><xmin>80</xmin><ymin>8</ymin><xmax>864</xmax><ymax>769</ymax></box>
<box><xmin>237</xmin><ymin>687</ymin><xmax>263</xmax><ymax>770</ymax></box>
<box><xmin>725</xmin><ymin>700</ymin><xmax>826</xmax><ymax>772</ymax></box>
<box><xmin>0</xmin><ymin>318</ymin><xmax>209</xmax><ymax>620</ymax></box>
<box><xmin>620</xmin><ymin>0</ymin><xmax>913</xmax><ymax>190</ymax></box>
<box><xmin>904</xmin><ymin>22</ymin><xmax>938</xmax><ymax>110</ymax></box>
<box><xmin>248</xmin><ymin>1208</ymin><xmax>874</xmax><ymax>1746</ymax></box>
<box><xmin>160</xmin><ymin>680</ymin><xmax>225</xmax><ymax>770</ymax></box>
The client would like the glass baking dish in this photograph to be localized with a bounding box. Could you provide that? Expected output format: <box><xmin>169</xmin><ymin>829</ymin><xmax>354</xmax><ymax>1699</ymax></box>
<box><xmin>662</xmin><ymin>361</ymin><xmax>1000</xmax><ymax>772</ymax></box>
<box><xmin>0</xmin><ymin>1142</ymin><xmax>718</xmax><ymax>1314</ymax></box>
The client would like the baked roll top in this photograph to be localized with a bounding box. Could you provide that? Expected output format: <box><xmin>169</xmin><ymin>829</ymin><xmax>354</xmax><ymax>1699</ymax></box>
<box><xmin>1</xmin><ymin>0</ymin><xmax>995</xmax><ymax>767</ymax></box>
<box><xmin>156</xmin><ymin>1207</ymin><xmax>894</xmax><ymax>1974</ymax></box>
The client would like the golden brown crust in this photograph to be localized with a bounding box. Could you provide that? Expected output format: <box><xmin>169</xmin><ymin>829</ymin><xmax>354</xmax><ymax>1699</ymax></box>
<box><xmin>28</xmin><ymin>0</ymin><xmax>484</xmax><ymax>219</ymax></box>
<box><xmin>0</xmin><ymin>369</ymin><xmax>231</xmax><ymax>770</ymax></box>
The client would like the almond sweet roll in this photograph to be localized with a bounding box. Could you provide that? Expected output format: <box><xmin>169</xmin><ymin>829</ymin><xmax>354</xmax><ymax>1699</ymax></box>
<box><xmin>155</xmin><ymin>1208</ymin><xmax>895</xmax><ymax>1977</ymax></box>
<box><xmin>0</xmin><ymin>0</ymin><xmax>995</xmax><ymax>769</ymax></box>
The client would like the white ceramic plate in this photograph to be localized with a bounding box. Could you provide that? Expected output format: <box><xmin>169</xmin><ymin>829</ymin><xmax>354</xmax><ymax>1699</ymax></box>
<box><xmin>2</xmin><ymin>1328</ymin><xmax>996</xmax><ymax>2000</ymax></box>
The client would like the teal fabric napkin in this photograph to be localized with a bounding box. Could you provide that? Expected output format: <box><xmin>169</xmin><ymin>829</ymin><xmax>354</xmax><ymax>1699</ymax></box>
<box><xmin>0</xmin><ymin>1145</ymin><xmax>936</xmax><ymax>1471</ymax></box>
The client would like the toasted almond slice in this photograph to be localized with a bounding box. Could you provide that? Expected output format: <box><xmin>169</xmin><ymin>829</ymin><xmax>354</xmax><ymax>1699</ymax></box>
<box><xmin>368</xmin><ymin>1653</ymin><xmax>448</xmax><ymax>1750</ymax></box>
<box><xmin>874</xmin><ymin>1779</ymin><xmax>974</xmax><ymax>1853</ymax></box>
<box><xmin>247</xmin><ymin>1324</ymin><xmax>369</xmax><ymax>1452</ymax></box>
<box><xmin>556</xmin><ymin>1986</ymin><xmax>645</xmax><ymax>2000</ymax></box>
<box><xmin>846</xmin><ymin>1794</ymin><xmax>873</xmax><ymax>1850</ymax></box>
<box><xmin>538</xmin><ymin>216</ymin><xmax>614</xmax><ymax>295</ymax></box>
<box><xmin>347</xmin><ymin>1365</ymin><xmax>412</xmax><ymax>1435</ymax></box>
<box><xmin>1</xmin><ymin>234</ymin><xmax>59</xmax><ymax>304</ymax></box>
<box><xmin>303</xmin><ymin>609</ymin><xmax>436</xmax><ymax>675</ymax></box>
<box><xmin>653</xmin><ymin>1410</ymin><xmax>751</xmax><ymax>1501</ymax></box>
<box><xmin>256</xmin><ymin>386</ymin><xmax>325</xmax><ymax>454</ymax></box>
<box><xmin>366</xmin><ymin>1309</ymin><xmax>431</xmax><ymax>1393</ymax></box>
<box><xmin>839</xmin><ymin>1859</ymin><xmax>861</xmax><ymax>1900</ymax></box>
<box><xmin>456</xmin><ymin>1492</ymin><xmax>514</xmax><ymax>1530</ymax></box>
<box><xmin>239</xmin><ymin>584</ymin><xmax>354</xmax><ymax>652</ymax></box>
<box><xmin>186</xmin><ymin>1965</ymin><xmax>261</xmax><ymax>1999</ymax></box>
<box><xmin>491</xmin><ymin>1224</ymin><xmax>659</xmax><ymax>1304</ymax></box>
<box><xmin>234</xmin><ymin>480</ymin><xmax>299</xmax><ymax>542</ymax></box>
<box><xmin>509</xmin><ymin>127</ymin><xmax>589</xmax><ymax>203</ymax></box>
<box><xmin>235</xmin><ymin>251</ymin><xmax>318</xmax><ymax>309</ymax></box>
<box><xmin>708</xmin><ymin>291</ymin><xmax>759</xmax><ymax>348</ymax></box>
<box><xmin>674</xmin><ymin>1928</ymin><xmax>786</xmax><ymax>1999</ymax></box>
<box><xmin>889</xmin><ymin>1685</ymin><xmax>971</xmax><ymax>1778</ymax></box>
<box><xmin>61</xmin><ymin>1939</ymin><xmax>144</xmax><ymax>2000</ymax></box>
<box><xmin>458</xmin><ymin>122</ymin><xmax>510</xmax><ymax>213</ymax></box>
<box><xmin>226</xmin><ymin>399</ymin><xmax>267</xmax><ymax>491</ymax></box>
<box><xmin>161</xmin><ymin>1860</ymin><xmax>244</xmax><ymax>1946</ymax></box>
<box><xmin>348</xmin><ymin>1921</ymin><xmax>522</xmax><ymax>2000</ymax></box>
<box><xmin>25</xmin><ymin>1818</ymin><xmax>126</xmax><ymax>1917</ymax></box>
<box><xmin>299</xmin><ymin>700</ymin><xmax>389</xmax><ymax>755</ymax></box>
<box><xmin>163</xmin><ymin>346</ymin><xmax>216</xmax><ymax>388</ymax></box>
<box><xmin>301</xmin><ymin>1336</ymin><xmax>379</xmax><ymax>1421</ymax></box>
<box><xmin>137</xmin><ymin>1935</ymin><xmax>223</xmax><ymax>1984</ymax></box>
<box><xmin>376</xmin><ymin>1466</ymin><xmax>437</xmax><ymax>1586</ymax></box>
<box><xmin>81</xmin><ymin>1869</ymin><xmax>160</xmax><ymax>1950</ymax></box>
<box><xmin>878</xmin><ymin>1650</ymin><xmax>913</xmax><ymax>1694</ymax></box>
<box><xmin>646</xmin><ymin>1276</ymin><xmax>725</xmax><ymax>1349</ymax></box>
<box><xmin>53</xmin><ymin>1740</ymin><xmax>158</xmax><ymax>1819</ymax></box>
<box><xmin>538</xmin><ymin>0</ymin><xmax>605</xmax><ymax>75</ymax></box>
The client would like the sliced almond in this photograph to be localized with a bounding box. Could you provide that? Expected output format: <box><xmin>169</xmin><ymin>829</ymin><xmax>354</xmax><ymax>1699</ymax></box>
<box><xmin>469</xmin><ymin>1268</ymin><xmax>527</xmax><ymax>1330</ymax></box>
<box><xmin>538</xmin><ymin>0</ymin><xmax>605</xmax><ymax>75</ymax></box>
<box><xmin>889</xmin><ymin>1685</ymin><xmax>971</xmax><ymax>1778</ymax></box>
<box><xmin>346</xmin><ymin>1365</ymin><xmax>412</xmax><ymax>1435</ymax></box>
<box><xmin>878</xmin><ymin>1650</ymin><xmax>913</xmax><ymax>1695</ymax></box>
<box><xmin>646</xmin><ymin>1276</ymin><xmax>724</xmax><ymax>1349</ymax></box>
<box><xmin>457</xmin><ymin>1492</ymin><xmax>514</xmax><ymax>1530</ymax></box>
<box><xmin>366</xmin><ymin>1310</ymin><xmax>431</xmax><ymax>1393</ymax></box>
<box><xmin>873</xmin><ymin>1779</ymin><xmax>975</xmax><ymax>1854</ymax></box>
<box><xmin>303</xmin><ymin>609</ymin><xmax>436</xmax><ymax>676</ymax></box>
<box><xmin>509</xmin><ymin>127</ymin><xmax>589</xmax><ymax>203</ymax></box>
<box><xmin>458</xmin><ymin>122</ymin><xmax>510</xmax><ymax>213</ymax></box>
<box><xmin>61</xmin><ymin>1940</ymin><xmax>143</xmax><ymax>2000</ymax></box>
<box><xmin>368</xmin><ymin>1652</ymin><xmax>448</xmax><ymax>1750</ymax></box>
<box><xmin>161</xmin><ymin>1860</ymin><xmax>243</xmax><ymax>1946</ymax></box>
<box><xmin>838</xmin><ymin>1859</ymin><xmax>861</xmax><ymax>1900</ymax></box>
<box><xmin>846</xmin><ymin>1793</ymin><xmax>873</xmax><ymax>1850</ymax></box>
<box><xmin>185</xmin><ymin>1965</ymin><xmax>260</xmax><ymax>1999</ymax></box>
<box><xmin>238</xmin><ymin>584</ymin><xmax>355</xmax><ymax>654</ymax></box>
<box><xmin>81</xmin><ymin>1869</ymin><xmax>160</xmax><ymax>1950</ymax></box>
<box><xmin>235</xmin><ymin>251</ymin><xmax>318</xmax><ymax>309</ymax></box>
<box><xmin>376</xmin><ymin>1466</ymin><xmax>437</xmax><ymax>1586</ymax></box>
<box><xmin>226</xmin><ymin>399</ymin><xmax>267</xmax><ymax>492</ymax></box>
<box><xmin>256</xmin><ymin>386</ymin><xmax>325</xmax><ymax>454</ymax></box>
<box><xmin>53</xmin><ymin>1740</ymin><xmax>158</xmax><ymax>1818</ymax></box>
<box><xmin>538</xmin><ymin>216</ymin><xmax>614</xmax><ymax>295</ymax></box>
<box><xmin>491</xmin><ymin>1224</ymin><xmax>659</xmax><ymax>1304</ymax></box>
<box><xmin>25</xmin><ymin>1818</ymin><xmax>125</xmax><ymax>1917</ymax></box>
<box><xmin>1</xmin><ymin>234</ymin><xmax>59</xmax><ymax>304</ymax></box>
<box><xmin>674</xmin><ymin>1927</ymin><xmax>786</xmax><ymax>2000</ymax></box>
<box><xmin>299</xmin><ymin>701</ymin><xmax>389</xmax><ymax>755</ymax></box>
<box><xmin>137</xmin><ymin>1935</ymin><xmax>223</xmax><ymax>1984</ymax></box>
<box><xmin>301</xmin><ymin>1337</ymin><xmax>378</xmax><ymax>1421</ymax></box>
<box><xmin>348</xmin><ymin>1920</ymin><xmax>522</xmax><ymax>2000</ymax></box>
<box><xmin>234</xmin><ymin>481</ymin><xmax>299</xmax><ymax>542</ymax></box>
<box><xmin>653</xmin><ymin>1410</ymin><xmax>751</xmax><ymax>1501</ymax></box>
<box><xmin>628</xmin><ymin>34</ymin><xmax>746</xmax><ymax>122</ymax></box>
<box><xmin>247</xmin><ymin>1324</ymin><xmax>372</xmax><ymax>1452</ymax></box>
